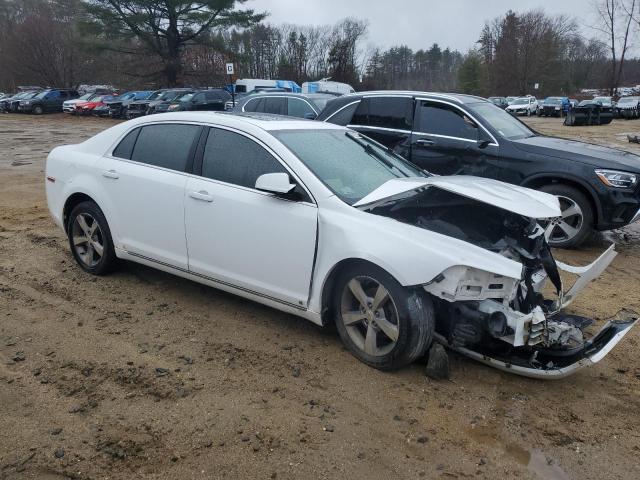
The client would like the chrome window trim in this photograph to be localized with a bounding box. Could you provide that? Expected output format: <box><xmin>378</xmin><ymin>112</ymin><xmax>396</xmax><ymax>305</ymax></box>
<box><xmin>105</xmin><ymin>120</ymin><xmax>317</xmax><ymax>206</ymax></box>
<box><xmin>323</xmin><ymin>100</ymin><xmax>361</xmax><ymax>122</ymax></box>
<box><xmin>346</xmin><ymin>124</ymin><xmax>410</xmax><ymax>134</ymax></box>
<box><xmin>242</xmin><ymin>95</ymin><xmax>319</xmax><ymax>116</ymax></box>
<box><xmin>415</xmin><ymin>97</ymin><xmax>500</xmax><ymax>147</ymax></box>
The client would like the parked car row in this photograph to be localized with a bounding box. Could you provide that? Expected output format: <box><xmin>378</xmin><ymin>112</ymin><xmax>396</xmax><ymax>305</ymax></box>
<box><xmin>4</xmin><ymin>86</ymin><xmax>639</xmax><ymax>250</ymax></box>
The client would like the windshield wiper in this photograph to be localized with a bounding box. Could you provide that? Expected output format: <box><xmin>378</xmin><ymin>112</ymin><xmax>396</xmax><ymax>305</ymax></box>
<box><xmin>345</xmin><ymin>131</ymin><xmax>395</xmax><ymax>168</ymax></box>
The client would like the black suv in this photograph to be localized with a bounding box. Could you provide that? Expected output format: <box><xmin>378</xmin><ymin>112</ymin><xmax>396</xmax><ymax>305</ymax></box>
<box><xmin>18</xmin><ymin>88</ymin><xmax>78</xmax><ymax>114</ymax></box>
<box><xmin>318</xmin><ymin>91</ymin><xmax>640</xmax><ymax>247</ymax></box>
<box><xmin>164</xmin><ymin>89</ymin><xmax>231</xmax><ymax>112</ymax></box>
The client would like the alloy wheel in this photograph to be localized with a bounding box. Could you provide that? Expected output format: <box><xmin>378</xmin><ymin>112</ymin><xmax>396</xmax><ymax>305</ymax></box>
<box><xmin>71</xmin><ymin>213</ymin><xmax>104</xmax><ymax>268</ymax></box>
<box><xmin>340</xmin><ymin>276</ymin><xmax>399</xmax><ymax>357</ymax></box>
<box><xmin>544</xmin><ymin>195</ymin><xmax>584</xmax><ymax>243</ymax></box>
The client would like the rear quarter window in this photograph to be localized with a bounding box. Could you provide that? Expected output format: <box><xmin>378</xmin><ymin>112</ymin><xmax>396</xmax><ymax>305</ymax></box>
<box><xmin>325</xmin><ymin>101</ymin><xmax>359</xmax><ymax>126</ymax></box>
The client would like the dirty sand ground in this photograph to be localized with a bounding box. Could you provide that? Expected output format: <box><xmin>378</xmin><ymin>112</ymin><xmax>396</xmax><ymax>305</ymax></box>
<box><xmin>1</xmin><ymin>113</ymin><xmax>639</xmax><ymax>480</ymax></box>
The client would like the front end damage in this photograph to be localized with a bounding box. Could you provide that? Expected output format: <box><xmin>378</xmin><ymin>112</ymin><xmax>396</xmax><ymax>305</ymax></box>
<box><xmin>359</xmin><ymin>182</ymin><xmax>636</xmax><ymax>379</ymax></box>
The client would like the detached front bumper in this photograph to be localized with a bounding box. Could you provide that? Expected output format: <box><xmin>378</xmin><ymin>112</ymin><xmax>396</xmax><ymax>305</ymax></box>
<box><xmin>436</xmin><ymin>316</ymin><xmax>636</xmax><ymax>379</ymax></box>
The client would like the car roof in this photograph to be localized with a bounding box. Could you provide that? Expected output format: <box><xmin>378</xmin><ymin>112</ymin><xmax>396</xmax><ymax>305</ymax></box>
<box><xmin>333</xmin><ymin>90</ymin><xmax>488</xmax><ymax>104</ymax></box>
<box><xmin>132</xmin><ymin>111</ymin><xmax>345</xmax><ymax>131</ymax></box>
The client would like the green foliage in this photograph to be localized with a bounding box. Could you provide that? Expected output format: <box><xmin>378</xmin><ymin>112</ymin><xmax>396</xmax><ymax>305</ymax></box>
<box><xmin>458</xmin><ymin>50</ymin><xmax>486</xmax><ymax>95</ymax></box>
<box><xmin>81</xmin><ymin>0</ymin><xmax>265</xmax><ymax>85</ymax></box>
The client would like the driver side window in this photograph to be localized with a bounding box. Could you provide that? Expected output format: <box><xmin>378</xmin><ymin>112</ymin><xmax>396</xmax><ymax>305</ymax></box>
<box><xmin>415</xmin><ymin>101</ymin><xmax>478</xmax><ymax>141</ymax></box>
<box><xmin>201</xmin><ymin>128</ymin><xmax>287</xmax><ymax>189</ymax></box>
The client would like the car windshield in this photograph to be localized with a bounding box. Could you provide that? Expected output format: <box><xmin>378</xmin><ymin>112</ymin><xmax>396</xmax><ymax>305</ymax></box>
<box><xmin>618</xmin><ymin>97</ymin><xmax>637</xmax><ymax>104</ymax></box>
<box><xmin>147</xmin><ymin>91</ymin><xmax>163</xmax><ymax>100</ymax></box>
<box><xmin>78</xmin><ymin>93</ymin><xmax>93</xmax><ymax>100</ymax></box>
<box><xmin>178</xmin><ymin>93</ymin><xmax>194</xmax><ymax>102</ymax></box>
<box><xmin>512</xmin><ymin>98</ymin><xmax>529</xmax><ymax>105</ymax></box>
<box><xmin>545</xmin><ymin>98</ymin><xmax>562</xmax><ymax>105</ymax></box>
<box><xmin>35</xmin><ymin>91</ymin><xmax>51</xmax><ymax>99</ymax></box>
<box><xmin>272</xmin><ymin>129</ymin><xmax>425</xmax><ymax>205</ymax></box>
<box><xmin>594</xmin><ymin>97</ymin><xmax>611</xmax><ymax>104</ymax></box>
<box><xmin>468</xmin><ymin>102</ymin><xmax>535</xmax><ymax>140</ymax></box>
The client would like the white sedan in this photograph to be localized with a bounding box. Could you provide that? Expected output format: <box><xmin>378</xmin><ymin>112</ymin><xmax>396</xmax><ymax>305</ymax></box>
<box><xmin>45</xmin><ymin>112</ymin><xmax>635</xmax><ymax>378</ymax></box>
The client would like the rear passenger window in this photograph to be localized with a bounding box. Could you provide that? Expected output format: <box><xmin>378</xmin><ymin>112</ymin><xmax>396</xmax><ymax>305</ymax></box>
<box><xmin>326</xmin><ymin>101</ymin><xmax>359</xmax><ymax>125</ymax></box>
<box><xmin>112</xmin><ymin>128</ymin><xmax>140</xmax><ymax>159</ymax></box>
<box><xmin>263</xmin><ymin>97</ymin><xmax>286</xmax><ymax>115</ymax></box>
<box><xmin>201</xmin><ymin>128</ymin><xmax>287</xmax><ymax>188</ymax></box>
<box><xmin>243</xmin><ymin>98</ymin><xmax>264</xmax><ymax>112</ymax></box>
<box><xmin>130</xmin><ymin>124</ymin><xmax>200</xmax><ymax>171</ymax></box>
<box><xmin>352</xmin><ymin>97</ymin><xmax>413</xmax><ymax>130</ymax></box>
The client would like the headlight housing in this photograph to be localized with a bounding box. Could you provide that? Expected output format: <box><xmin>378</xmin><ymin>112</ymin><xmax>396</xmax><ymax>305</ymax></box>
<box><xmin>595</xmin><ymin>169</ymin><xmax>638</xmax><ymax>189</ymax></box>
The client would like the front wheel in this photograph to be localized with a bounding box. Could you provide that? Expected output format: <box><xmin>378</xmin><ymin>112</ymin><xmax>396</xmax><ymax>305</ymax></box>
<box><xmin>539</xmin><ymin>184</ymin><xmax>594</xmax><ymax>249</ymax></box>
<box><xmin>67</xmin><ymin>201</ymin><xmax>118</xmax><ymax>275</ymax></box>
<box><xmin>333</xmin><ymin>263</ymin><xmax>434</xmax><ymax>370</ymax></box>
<box><xmin>33</xmin><ymin>105</ymin><xmax>43</xmax><ymax>115</ymax></box>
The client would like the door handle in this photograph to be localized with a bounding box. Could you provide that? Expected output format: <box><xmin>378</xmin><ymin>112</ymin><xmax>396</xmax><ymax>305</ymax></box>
<box><xmin>102</xmin><ymin>169</ymin><xmax>119</xmax><ymax>179</ymax></box>
<box><xmin>189</xmin><ymin>190</ymin><xmax>214</xmax><ymax>202</ymax></box>
<box><xmin>416</xmin><ymin>139</ymin><xmax>435</xmax><ymax>147</ymax></box>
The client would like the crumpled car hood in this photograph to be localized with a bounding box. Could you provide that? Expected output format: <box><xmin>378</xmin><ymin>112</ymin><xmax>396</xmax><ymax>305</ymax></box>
<box><xmin>353</xmin><ymin>176</ymin><xmax>561</xmax><ymax>219</ymax></box>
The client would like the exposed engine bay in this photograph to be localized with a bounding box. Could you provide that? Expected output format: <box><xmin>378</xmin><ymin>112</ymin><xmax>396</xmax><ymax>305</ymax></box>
<box><xmin>363</xmin><ymin>187</ymin><xmax>637</xmax><ymax>378</ymax></box>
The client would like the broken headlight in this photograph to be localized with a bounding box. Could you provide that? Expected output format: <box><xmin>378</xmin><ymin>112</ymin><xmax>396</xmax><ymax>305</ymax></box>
<box><xmin>595</xmin><ymin>169</ymin><xmax>638</xmax><ymax>189</ymax></box>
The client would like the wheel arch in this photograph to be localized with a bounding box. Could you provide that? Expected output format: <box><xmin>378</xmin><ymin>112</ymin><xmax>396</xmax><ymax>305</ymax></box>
<box><xmin>521</xmin><ymin>173</ymin><xmax>601</xmax><ymax>225</ymax></box>
<box><xmin>319</xmin><ymin>257</ymin><xmax>402</xmax><ymax>326</ymax></box>
<box><xmin>63</xmin><ymin>192</ymin><xmax>99</xmax><ymax>234</ymax></box>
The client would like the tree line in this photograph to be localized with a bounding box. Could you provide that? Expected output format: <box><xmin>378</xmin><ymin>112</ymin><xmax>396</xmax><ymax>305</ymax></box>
<box><xmin>1</xmin><ymin>0</ymin><xmax>640</xmax><ymax>96</ymax></box>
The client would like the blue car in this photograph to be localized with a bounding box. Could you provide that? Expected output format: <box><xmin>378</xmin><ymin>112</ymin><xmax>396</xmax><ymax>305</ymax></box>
<box><xmin>538</xmin><ymin>96</ymin><xmax>570</xmax><ymax>117</ymax></box>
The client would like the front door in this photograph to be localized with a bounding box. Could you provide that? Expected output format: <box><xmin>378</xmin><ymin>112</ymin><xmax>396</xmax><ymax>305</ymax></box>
<box><xmin>410</xmin><ymin>100</ymin><xmax>498</xmax><ymax>177</ymax></box>
<box><xmin>184</xmin><ymin>127</ymin><xmax>318</xmax><ymax>307</ymax></box>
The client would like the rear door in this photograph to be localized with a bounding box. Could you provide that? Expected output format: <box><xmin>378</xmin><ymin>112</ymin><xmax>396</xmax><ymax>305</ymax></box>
<box><xmin>348</xmin><ymin>96</ymin><xmax>413</xmax><ymax>157</ymax></box>
<box><xmin>100</xmin><ymin>122</ymin><xmax>202</xmax><ymax>269</ymax></box>
<box><xmin>184</xmin><ymin>127</ymin><xmax>318</xmax><ymax>307</ymax></box>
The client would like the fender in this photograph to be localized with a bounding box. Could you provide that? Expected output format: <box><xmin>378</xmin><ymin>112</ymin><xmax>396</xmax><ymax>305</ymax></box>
<box><xmin>520</xmin><ymin>172</ymin><xmax>602</xmax><ymax>223</ymax></box>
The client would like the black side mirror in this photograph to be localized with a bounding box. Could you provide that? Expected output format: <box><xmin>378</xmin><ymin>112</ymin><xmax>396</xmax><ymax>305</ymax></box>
<box><xmin>477</xmin><ymin>130</ymin><xmax>492</xmax><ymax>149</ymax></box>
<box><xmin>304</xmin><ymin>112</ymin><xmax>317</xmax><ymax>120</ymax></box>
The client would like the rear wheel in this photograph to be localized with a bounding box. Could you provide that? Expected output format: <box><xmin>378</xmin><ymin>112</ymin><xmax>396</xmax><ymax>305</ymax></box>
<box><xmin>333</xmin><ymin>263</ymin><xmax>434</xmax><ymax>370</ymax></box>
<box><xmin>539</xmin><ymin>184</ymin><xmax>594</xmax><ymax>248</ymax></box>
<box><xmin>67</xmin><ymin>201</ymin><xmax>117</xmax><ymax>275</ymax></box>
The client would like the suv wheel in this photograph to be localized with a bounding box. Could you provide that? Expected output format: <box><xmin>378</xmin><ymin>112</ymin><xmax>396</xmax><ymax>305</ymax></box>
<box><xmin>539</xmin><ymin>184</ymin><xmax>594</xmax><ymax>248</ymax></box>
<box><xmin>33</xmin><ymin>105</ymin><xmax>43</xmax><ymax>115</ymax></box>
<box><xmin>67</xmin><ymin>201</ymin><xmax>117</xmax><ymax>275</ymax></box>
<box><xmin>333</xmin><ymin>263</ymin><xmax>434</xmax><ymax>370</ymax></box>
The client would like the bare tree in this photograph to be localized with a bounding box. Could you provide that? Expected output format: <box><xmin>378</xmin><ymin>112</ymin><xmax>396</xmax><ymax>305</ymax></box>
<box><xmin>592</xmin><ymin>0</ymin><xmax>636</xmax><ymax>94</ymax></box>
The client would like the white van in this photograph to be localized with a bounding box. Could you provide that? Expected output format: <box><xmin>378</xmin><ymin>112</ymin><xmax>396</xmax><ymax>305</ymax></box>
<box><xmin>302</xmin><ymin>80</ymin><xmax>355</xmax><ymax>95</ymax></box>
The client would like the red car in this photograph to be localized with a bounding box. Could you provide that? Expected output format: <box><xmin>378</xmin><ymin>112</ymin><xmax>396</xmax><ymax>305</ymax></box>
<box><xmin>73</xmin><ymin>94</ymin><xmax>115</xmax><ymax>115</ymax></box>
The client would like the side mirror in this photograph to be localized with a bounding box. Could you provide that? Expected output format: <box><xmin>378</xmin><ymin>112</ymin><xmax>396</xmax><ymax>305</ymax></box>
<box><xmin>304</xmin><ymin>112</ymin><xmax>317</xmax><ymax>120</ymax></box>
<box><xmin>477</xmin><ymin>130</ymin><xmax>492</xmax><ymax>149</ymax></box>
<box><xmin>255</xmin><ymin>172</ymin><xmax>296</xmax><ymax>195</ymax></box>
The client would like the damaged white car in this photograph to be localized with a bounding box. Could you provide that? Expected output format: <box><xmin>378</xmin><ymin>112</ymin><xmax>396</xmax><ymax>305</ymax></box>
<box><xmin>45</xmin><ymin>112</ymin><xmax>636</xmax><ymax>379</ymax></box>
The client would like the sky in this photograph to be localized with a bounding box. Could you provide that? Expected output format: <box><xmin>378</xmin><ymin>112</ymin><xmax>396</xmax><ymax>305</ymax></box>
<box><xmin>247</xmin><ymin>0</ymin><xmax>596</xmax><ymax>53</ymax></box>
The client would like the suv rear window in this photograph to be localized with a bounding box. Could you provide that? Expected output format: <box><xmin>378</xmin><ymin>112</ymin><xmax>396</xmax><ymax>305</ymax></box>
<box><xmin>130</xmin><ymin>124</ymin><xmax>200</xmax><ymax>171</ymax></box>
